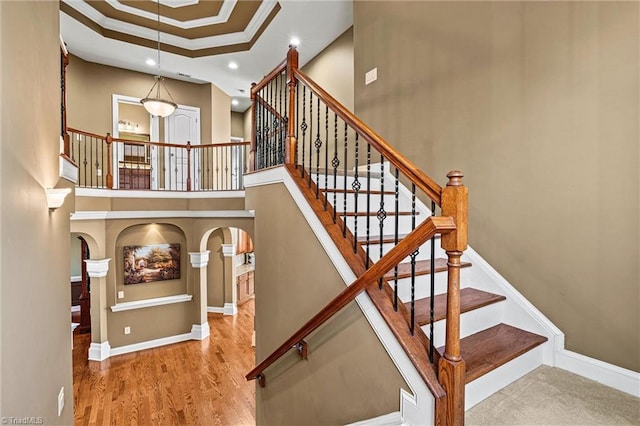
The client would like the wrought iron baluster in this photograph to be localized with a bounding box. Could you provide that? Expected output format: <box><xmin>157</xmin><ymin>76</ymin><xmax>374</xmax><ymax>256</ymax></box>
<box><xmin>393</xmin><ymin>167</ymin><xmax>400</xmax><ymax>311</ymax></box>
<box><xmin>308</xmin><ymin>91</ymin><xmax>313</xmax><ymax>186</ymax></box>
<box><xmin>300</xmin><ymin>86</ymin><xmax>307</xmax><ymax>177</ymax></box>
<box><xmin>378</xmin><ymin>154</ymin><xmax>386</xmax><ymax>288</ymax></box>
<box><xmin>343</xmin><ymin>122</ymin><xmax>348</xmax><ymax>238</ymax></box>
<box><xmin>352</xmin><ymin>133</ymin><xmax>360</xmax><ymax>253</ymax></box>
<box><xmin>323</xmin><ymin>105</ymin><xmax>329</xmax><ymax>210</ymax></box>
<box><xmin>429</xmin><ymin>199</ymin><xmax>436</xmax><ymax>362</ymax></box>
<box><xmin>331</xmin><ymin>113</ymin><xmax>339</xmax><ymax>223</ymax></box>
<box><xmin>365</xmin><ymin>142</ymin><xmax>371</xmax><ymax>269</ymax></box>
<box><xmin>314</xmin><ymin>97</ymin><xmax>321</xmax><ymax>197</ymax></box>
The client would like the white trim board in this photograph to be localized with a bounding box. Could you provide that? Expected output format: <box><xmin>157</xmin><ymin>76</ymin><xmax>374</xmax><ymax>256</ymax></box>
<box><xmin>71</xmin><ymin>210</ymin><xmax>255</xmax><ymax>221</ymax></box>
<box><xmin>110</xmin><ymin>333</ymin><xmax>193</xmax><ymax>357</ymax></box>
<box><xmin>76</xmin><ymin>187</ymin><xmax>245</xmax><ymax>198</ymax></box>
<box><xmin>207</xmin><ymin>303</ymin><xmax>237</xmax><ymax>316</ymax></box>
<box><xmin>110</xmin><ymin>294</ymin><xmax>192</xmax><ymax>312</ymax></box>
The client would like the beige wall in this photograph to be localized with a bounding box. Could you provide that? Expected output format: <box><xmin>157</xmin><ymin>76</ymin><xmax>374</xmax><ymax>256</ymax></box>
<box><xmin>0</xmin><ymin>2</ymin><xmax>74</xmax><ymax>423</ymax></box>
<box><xmin>302</xmin><ymin>27</ymin><xmax>354</xmax><ymax>111</ymax></box>
<box><xmin>67</xmin><ymin>55</ymin><xmax>213</xmax><ymax>143</ymax></box>
<box><xmin>207</xmin><ymin>228</ymin><xmax>225</xmax><ymax>307</ymax></box>
<box><xmin>354</xmin><ymin>1</ymin><xmax>639</xmax><ymax>371</ymax></box>
<box><xmin>245</xmin><ymin>183</ymin><xmax>407</xmax><ymax>425</ymax></box>
<box><xmin>231</xmin><ymin>112</ymin><xmax>244</xmax><ymax>139</ymax></box>
<box><xmin>211</xmin><ymin>84</ymin><xmax>231</xmax><ymax>143</ymax></box>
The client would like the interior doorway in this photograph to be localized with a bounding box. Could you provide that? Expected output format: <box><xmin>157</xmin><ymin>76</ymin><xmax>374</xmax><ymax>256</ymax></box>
<box><xmin>71</xmin><ymin>235</ymin><xmax>91</xmax><ymax>334</ymax></box>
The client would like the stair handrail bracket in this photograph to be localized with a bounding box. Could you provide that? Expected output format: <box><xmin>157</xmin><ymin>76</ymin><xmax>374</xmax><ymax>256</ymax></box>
<box><xmin>249</xmin><ymin>46</ymin><xmax>470</xmax><ymax>426</ymax></box>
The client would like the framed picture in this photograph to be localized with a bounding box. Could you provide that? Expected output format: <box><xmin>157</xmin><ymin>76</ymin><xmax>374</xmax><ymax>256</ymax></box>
<box><xmin>123</xmin><ymin>243</ymin><xmax>180</xmax><ymax>284</ymax></box>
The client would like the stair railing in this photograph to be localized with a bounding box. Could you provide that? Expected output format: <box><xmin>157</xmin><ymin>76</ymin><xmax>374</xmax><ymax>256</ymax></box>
<box><xmin>249</xmin><ymin>46</ymin><xmax>469</xmax><ymax>425</ymax></box>
<box><xmin>67</xmin><ymin>128</ymin><xmax>249</xmax><ymax>191</ymax></box>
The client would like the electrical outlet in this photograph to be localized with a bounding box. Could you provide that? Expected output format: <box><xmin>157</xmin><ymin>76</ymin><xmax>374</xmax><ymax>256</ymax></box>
<box><xmin>124</xmin><ymin>326</ymin><xmax>131</xmax><ymax>335</ymax></box>
<box><xmin>118</xmin><ymin>291</ymin><xmax>124</xmax><ymax>299</ymax></box>
<box><xmin>365</xmin><ymin>67</ymin><xmax>378</xmax><ymax>85</ymax></box>
<box><xmin>57</xmin><ymin>387</ymin><xmax>64</xmax><ymax>416</ymax></box>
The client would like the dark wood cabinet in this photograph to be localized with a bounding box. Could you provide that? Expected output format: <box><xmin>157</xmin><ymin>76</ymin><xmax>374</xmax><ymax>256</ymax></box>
<box><xmin>119</xmin><ymin>167</ymin><xmax>150</xmax><ymax>190</ymax></box>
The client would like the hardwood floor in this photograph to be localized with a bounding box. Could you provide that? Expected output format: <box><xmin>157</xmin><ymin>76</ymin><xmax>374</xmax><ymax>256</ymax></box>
<box><xmin>73</xmin><ymin>299</ymin><xmax>256</xmax><ymax>425</ymax></box>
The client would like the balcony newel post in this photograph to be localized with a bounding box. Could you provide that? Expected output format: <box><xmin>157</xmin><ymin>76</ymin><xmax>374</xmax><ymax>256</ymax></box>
<box><xmin>438</xmin><ymin>170</ymin><xmax>468</xmax><ymax>426</ymax></box>
<box><xmin>286</xmin><ymin>45</ymin><xmax>298</xmax><ymax>166</ymax></box>
<box><xmin>250</xmin><ymin>82</ymin><xmax>257</xmax><ymax>172</ymax></box>
<box><xmin>106</xmin><ymin>133</ymin><xmax>113</xmax><ymax>189</ymax></box>
<box><xmin>186</xmin><ymin>141</ymin><xmax>192</xmax><ymax>191</ymax></box>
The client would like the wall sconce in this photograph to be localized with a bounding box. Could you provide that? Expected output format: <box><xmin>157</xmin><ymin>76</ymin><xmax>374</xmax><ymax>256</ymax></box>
<box><xmin>45</xmin><ymin>187</ymin><xmax>71</xmax><ymax>211</ymax></box>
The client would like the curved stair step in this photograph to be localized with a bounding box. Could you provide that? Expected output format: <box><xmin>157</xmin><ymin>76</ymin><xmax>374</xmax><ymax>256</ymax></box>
<box><xmin>439</xmin><ymin>323</ymin><xmax>547</xmax><ymax>384</ymax></box>
<box><xmin>406</xmin><ymin>288</ymin><xmax>506</xmax><ymax>326</ymax></box>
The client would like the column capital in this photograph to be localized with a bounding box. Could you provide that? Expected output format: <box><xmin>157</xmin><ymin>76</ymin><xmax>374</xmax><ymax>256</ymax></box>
<box><xmin>84</xmin><ymin>258</ymin><xmax>111</xmax><ymax>278</ymax></box>
<box><xmin>189</xmin><ymin>250</ymin><xmax>210</xmax><ymax>268</ymax></box>
<box><xmin>221</xmin><ymin>244</ymin><xmax>236</xmax><ymax>257</ymax></box>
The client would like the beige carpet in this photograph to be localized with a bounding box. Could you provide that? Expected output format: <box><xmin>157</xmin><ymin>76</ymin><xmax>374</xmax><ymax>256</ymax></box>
<box><xmin>466</xmin><ymin>365</ymin><xmax>640</xmax><ymax>425</ymax></box>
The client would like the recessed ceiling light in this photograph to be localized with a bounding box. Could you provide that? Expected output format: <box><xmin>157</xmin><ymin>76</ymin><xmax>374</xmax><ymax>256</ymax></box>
<box><xmin>231</xmin><ymin>99</ymin><xmax>239</xmax><ymax>106</ymax></box>
<box><xmin>146</xmin><ymin>58</ymin><xmax>156</xmax><ymax>67</ymax></box>
<box><xmin>290</xmin><ymin>37</ymin><xmax>300</xmax><ymax>46</ymax></box>
<box><xmin>228</xmin><ymin>62</ymin><xmax>238</xmax><ymax>70</ymax></box>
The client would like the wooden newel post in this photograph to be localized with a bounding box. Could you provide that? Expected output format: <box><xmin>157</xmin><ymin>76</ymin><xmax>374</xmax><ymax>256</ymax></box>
<box><xmin>250</xmin><ymin>82</ymin><xmax>257</xmax><ymax>172</ymax></box>
<box><xmin>186</xmin><ymin>141</ymin><xmax>192</xmax><ymax>191</ymax></box>
<box><xmin>286</xmin><ymin>45</ymin><xmax>298</xmax><ymax>166</ymax></box>
<box><xmin>106</xmin><ymin>133</ymin><xmax>114</xmax><ymax>189</ymax></box>
<box><xmin>439</xmin><ymin>170</ymin><xmax>468</xmax><ymax>426</ymax></box>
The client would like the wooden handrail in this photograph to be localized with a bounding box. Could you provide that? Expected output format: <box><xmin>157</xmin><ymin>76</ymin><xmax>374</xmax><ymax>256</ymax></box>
<box><xmin>251</xmin><ymin>59</ymin><xmax>287</xmax><ymax>95</ymax></box>
<box><xmin>293</xmin><ymin>69</ymin><xmax>443</xmax><ymax>206</ymax></box>
<box><xmin>245</xmin><ymin>215</ymin><xmax>456</xmax><ymax>384</ymax></box>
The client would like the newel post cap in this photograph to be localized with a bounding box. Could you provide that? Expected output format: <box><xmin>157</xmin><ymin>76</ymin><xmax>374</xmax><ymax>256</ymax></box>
<box><xmin>446</xmin><ymin>170</ymin><xmax>464</xmax><ymax>187</ymax></box>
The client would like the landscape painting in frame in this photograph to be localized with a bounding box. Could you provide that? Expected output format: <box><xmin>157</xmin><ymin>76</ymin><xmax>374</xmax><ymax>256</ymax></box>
<box><xmin>123</xmin><ymin>243</ymin><xmax>180</xmax><ymax>284</ymax></box>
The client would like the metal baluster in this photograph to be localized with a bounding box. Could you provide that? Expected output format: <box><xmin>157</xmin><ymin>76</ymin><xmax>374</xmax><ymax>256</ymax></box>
<box><xmin>429</xmin><ymin>200</ymin><xmax>436</xmax><ymax>362</ymax></box>
<box><xmin>308</xmin><ymin>91</ymin><xmax>313</xmax><ymax>186</ymax></box>
<box><xmin>295</xmin><ymin>80</ymin><xmax>299</xmax><ymax>168</ymax></box>
<box><xmin>352</xmin><ymin>133</ymin><xmax>360</xmax><ymax>253</ymax></box>
<box><xmin>343</xmin><ymin>122</ymin><xmax>348</xmax><ymax>238</ymax></box>
<box><xmin>300</xmin><ymin>87</ymin><xmax>307</xmax><ymax>177</ymax></box>
<box><xmin>314</xmin><ymin>97</ymin><xmax>321</xmax><ymax>197</ymax></box>
<box><xmin>365</xmin><ymin>142</ymin><xmax>371</xmax><ymax>269</ymax></box>
<box><xmin>378</xmin><ymin>154</ymin><xmax>386</xmax><ymax>289</ymax></box>
<box><xmin>410</xmin><ymin>183</ymin><xmax>418</xmax><ymax>335</ymax></box>
<box><xmin>394</xmin><ymin>167</ymin><xmax>400</xmax><ymax>311</ymax></box>
<box><xmin>331</xmin><ymin>113</ymin><xmax>339</xmax><ymax>223</ymax></box>
<box><xmin>323</xmin><ymin>105</ymin><xmax>329</xmax><ymax>210</ymax></box>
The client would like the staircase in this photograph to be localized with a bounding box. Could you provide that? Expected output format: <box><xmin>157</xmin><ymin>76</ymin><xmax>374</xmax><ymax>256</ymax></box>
<box><xmin>314</xmin><ymin>170</ymin><xmax>550</xmax><ymax>411</ymax></box>
<box><xmin>246</xmin><ymin>46</ymin><xmax>562</xmax><ymax>425</ymax></box>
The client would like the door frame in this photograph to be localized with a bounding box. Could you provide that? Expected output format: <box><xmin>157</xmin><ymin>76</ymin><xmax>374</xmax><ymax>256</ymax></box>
<box><xmin>164</xmin><ymin>105</ymin><xmax>201</xmax><ymax>190</ymax></box>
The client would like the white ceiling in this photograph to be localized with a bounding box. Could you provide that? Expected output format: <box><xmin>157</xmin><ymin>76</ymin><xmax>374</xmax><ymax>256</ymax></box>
<box><xmin>59</xmin><ymin>1</ymin><xmax>353</xmax><ymax>113</ymax></box>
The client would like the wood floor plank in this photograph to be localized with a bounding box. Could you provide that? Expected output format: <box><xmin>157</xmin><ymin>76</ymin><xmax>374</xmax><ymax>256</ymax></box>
<box><xmin>73</xmin><ymin>299</ymin><xmax>256</xmax><ymax>425</ymax></box>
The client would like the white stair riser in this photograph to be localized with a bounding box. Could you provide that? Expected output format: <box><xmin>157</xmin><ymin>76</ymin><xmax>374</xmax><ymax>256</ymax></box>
<box><xmin>387</xmin><ymin>268</ymin><xmax>474</xmax><ymax>300</ymax></box>
<box><xmin>366</xmin><ymin>240</ymin><xmax>447</xmax><ymax>262</ymax></box>
<box><xmin>465</xmin><ymin>344</ymin><xmax>547</xmax><ymax>410</ymax></box>
<box><xmin>342</xmin><ymin>215</ymin><xmax>423</xmax><ymax>236</ymax></box>
<box><xmin>421</xmin><ymin>302</ymin><xmax>504</xmax><ymax>348</ymax></box>
<box><xmin>313</xmin><ymin>175</ymin><xmax>383</xmax><ymax>191</ymax></box>
<box><xmin>327</xmin><ymin>193</ymin><xmax>416</xmax><ymax>213</ymax></box>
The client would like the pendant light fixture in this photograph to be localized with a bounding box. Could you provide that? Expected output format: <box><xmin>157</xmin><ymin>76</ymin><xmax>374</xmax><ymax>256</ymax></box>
<box><xmin>141</xmin><ymin>0</ymin><xmax>177</xmax><ymax>117</ymax></box>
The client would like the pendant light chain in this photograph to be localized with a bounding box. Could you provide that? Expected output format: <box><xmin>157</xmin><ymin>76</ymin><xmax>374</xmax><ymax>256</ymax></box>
<box><xmin>156</xmin><ymin>0</ymin><xmax>161</xmax><ymax>74</ymax></box>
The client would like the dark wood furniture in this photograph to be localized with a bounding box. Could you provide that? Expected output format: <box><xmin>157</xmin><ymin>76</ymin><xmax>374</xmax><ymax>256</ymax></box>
<box><xmin>119</xmin><ymin>167</ymin><xmax>150</xmax><ymax>190</ymax></box>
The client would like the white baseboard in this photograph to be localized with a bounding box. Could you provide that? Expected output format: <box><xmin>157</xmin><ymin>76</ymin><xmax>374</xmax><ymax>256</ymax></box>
<box><xmin>88</xmin><ymin>341</ymin><xmax>111</xmax><ymax>361</ymax></box>
<box><xmin>555</xmin><ymin>349</ymin><xmax>640</xmax><ymax>397</ymax></box>
<box><xmin>207</xmin><ymin>303</ymin><xmax>237</xmax><ymax>315</ymax></box>
<box><xmin>346</xmin><ymin>411</ymin><xmax>406</xmax><ymax>426</ymax></box>
<box><xmin>191</xmin><ymin>322</ymin><xmax>210</xmax><ymax>340</ymax></box>
<box><xmin>110</xmin><ymin>332</ymin><xmax>193</xmax><ymax>357</ymax></box>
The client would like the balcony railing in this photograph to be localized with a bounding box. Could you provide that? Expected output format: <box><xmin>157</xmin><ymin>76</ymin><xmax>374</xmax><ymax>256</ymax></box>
<box><xmin>67</xmin><ymin>128</ymin><xmax>250</xmax><ymax>191</ymax></box>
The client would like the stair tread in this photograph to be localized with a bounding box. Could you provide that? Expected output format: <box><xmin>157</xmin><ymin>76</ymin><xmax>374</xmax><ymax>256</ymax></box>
<box><xmin>358</xmin><ymin>233</ymin><xmax>440</xmax><ymax>245</ymax></box>
<box><xmin>406</xmin><ymin>288</ymin><xmax>506</xmax><ymax>326</ymax></box>
<box><xmin>439</xmin><ymin>323</ymin><xmax>548</xmax><ymax>383</ymax></box>
<box><xmin>384</xmin><ymin>258</ymin><xmax>472</xmax><ymax>279</ymax></box>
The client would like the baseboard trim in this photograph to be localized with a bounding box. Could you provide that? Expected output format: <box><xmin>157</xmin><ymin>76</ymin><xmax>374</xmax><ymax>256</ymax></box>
<box><xmin>191</xmin><ymin>322</ymin><xmax>210</xmax><ymax>340</ymax></box>
<box><xmin>346</xmin><ymin>411</ymin><xmax>405</xmax><ymax>426</ymax></box>
<box><xmin>110</xmin><ymin>333</ymin><xmax>193</xmax><ymax>357</ymax></box>
<box><xmin>207</xmin><ymin>303</ymin><xmax>237</xmax><ymax>315</ymax></box>
<box><xmin>88</xmin><ymin>341</ymin><xmax>111</xmax><ymax>361</ymax></box>
<box><xmin>555</xmin><ymin>349</ymin><xmax>640</xmax><ymax>397</ymax></box>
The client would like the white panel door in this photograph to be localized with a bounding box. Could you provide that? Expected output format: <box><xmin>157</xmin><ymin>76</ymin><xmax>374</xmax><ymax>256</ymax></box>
<box><xmin>164</xmin><ymin>107</ymin><xmax>200</xmax><ymax>190</ymax></box>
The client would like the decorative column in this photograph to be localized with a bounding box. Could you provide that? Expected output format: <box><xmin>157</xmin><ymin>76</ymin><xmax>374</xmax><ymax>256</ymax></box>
<box><xmin>189</xmin><ymin>250</ymin><xmax>211</xmax><ymax>340</ymax></box>
<box><xmin>221</xmin><ymin>244</ymin><xmax>238</xmax><ymax>315</ymax></box>
<box><xmin>85</xmin><ymin>258</ymin><xmax>111</xmax><ymax>361</ymax></box>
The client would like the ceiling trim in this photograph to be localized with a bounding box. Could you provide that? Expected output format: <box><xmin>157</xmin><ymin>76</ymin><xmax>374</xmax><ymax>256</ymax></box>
<box><xmin>60</xmin><ymin>1</ymin><xmax>281</xmax><ymax>57</ymax></box>
<box><xmin>117</xmin><ymin>1</ymin><xmax>226</xmax><ymax>22</ymax></box>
